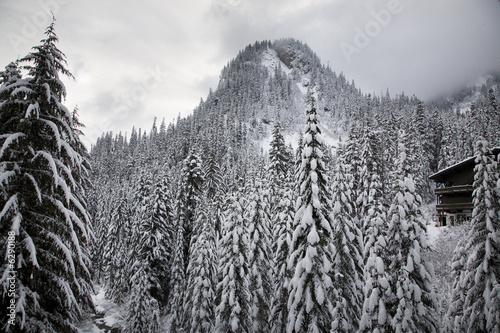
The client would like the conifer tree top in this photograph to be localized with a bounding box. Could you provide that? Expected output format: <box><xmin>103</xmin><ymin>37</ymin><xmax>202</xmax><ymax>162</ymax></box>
<box><xmin>21</xmin><ymin>17</ymin><xmax>73</xmax><ymax>103</ymax></box>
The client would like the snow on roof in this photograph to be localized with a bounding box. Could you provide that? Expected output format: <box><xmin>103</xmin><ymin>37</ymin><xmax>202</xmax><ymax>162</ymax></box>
<box><xmin>429</xmin><ymin>157</ymin><xmax>475</xmax><ymax>182</ymax></box>
<box><xmin>429</xmin><ymin>147</ymin><xmax>500</xmax><ymax>182</ymax></box>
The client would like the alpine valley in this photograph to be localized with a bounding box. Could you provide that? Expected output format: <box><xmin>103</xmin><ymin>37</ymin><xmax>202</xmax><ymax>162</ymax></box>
<box><xmin>1</xmin><ymin>31</ymin><xmax>500</xmax><ymax>332</ymax></box>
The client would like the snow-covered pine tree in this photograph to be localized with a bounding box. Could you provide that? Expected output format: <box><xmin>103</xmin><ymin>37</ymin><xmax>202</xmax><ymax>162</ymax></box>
<box><xmin>150</xmin><ymin>172</ymin><xmax>175</xmax><ymax>307</ymax></box>
<box><xmin>167</xmin><ymin>149</ymin><xmax>205</xmax><ymax>332</ymax></box>
<box><xmin>131</xmin><ymin>170</ymin><xmax>173</xmax><ymax>309</ymax></box>
<box><xmin>203</xmin><ymin>150</ymin><xmax>225</xmax><ymax>234</ymax></box>
<box><xmin>269</xmin><ymin>178</ymin><xmax>294</xmax><ymax>333</ymax></box>
<box><xmin>461</xmin><ymin>139</ymin><xmax>500</xmax><ymax>332</ymax></box>
<box><xmin>183</xmin><ymin>198</ymin><xmax>217</xmax><ymax>333</ymax></box>
<box><xmin>329</xmin><ymin>143</ymin><xmax>364</xmax><ymax>331</ymax></box>
<box><xmin>385</xmin><ymin>130</ymin><xmax>438</xmax><ymax>332</ymax></box>
<box><xmin>268</xmin><ymin>122</ymin><xmax>295</xmax><ymax>333</ymax></box>
<box><xmin>294</xmin><ymin>132</ymin><xmax>304</xmax><ymax>183</ymax></box>
<box><xmin>355</xmin><ymin>137</ymin><xmax>392</xmax><ymax>332</ymax></box>
<box><xmin>466</xmin><ymin>104</ymin><xmax>483</xmax><ymax>158</ymax></box>
<box><xmin>344</xmin><ymin>121</ymin><xmax>363</xmax><ymax>217</ymax></box>
<box><xmin>287</xmin><ymin>91</ymin><xmax>336</xmax><ymax>333</ymax></box>
<box><xmin>245</xmin><ymin>176</ymin><xmax>272</xmax><ymax>332</ymax></box>
<box><xmin>429</xmin><ymin>107</ymin><xmax>444</xmax><ymax>175</ymax></box>
<box><xmin>357</xmin><ymin>121</ymin><xmax>383</xmax><ymax>228</ymax></box>
<box><xmin>89</xmin><ymin>183</ymin><xmax>111</xmax><ymax>282</ymax></box>
<box><xmin>215</xmin><ymin>191</ymin><xmax>251</xmax><ymax>333</ymax></box>
<box><xmin>123</xmin><ymin>170</ymin><xmax>167</xmax><ymax>330</ymax></box>
<box><xmin>131</xmin><ymin>169</ymin><xmax>153</xmax><ymax>236</ymax></box>
<box><xmin>0</xmin><ymin>21</ymin><xmax>93</xmax><ymax>332</ymax></box>
<box><xmin>487</xmin><ymin>89</ymin><xmax>500</xmax><ymax>144</ymax></box>
<box><xmin>103</xmin><ymin>188</ymin><xmax>133</xmax><ymax>304</ymax></box>
<box><xmin>442</xmin><ymin>237</ymin><xmax>469</xmax><ymax>332</ymax></box>
<box><xmin>378</xmin><ymin>110</ymin><xmax>398</xmax><ymax>199</ymax></box>
<box><xmin>0</xmin><ymin>62</ymin><xmax>24</xmax><ymax>131</ymax></box>
<box><xmin>269</xmin><ymin>123</ymin><xmax>292</xmax><ymax>185</ymax></box>
<box><xmin>167</xmin><ymin>220</ymin><xmax>187</xmax><ymax>333</ymax></box>
<box><xmin>177</xmin><ymin>148</ymin><xmax>204</xmax><ymax>270</ymax></box>
<box><xmin>124</xmin><ymin>264</ymin><xmax>161</xmax><ymax>333</ymax></box>
<box><xmin>407</xmin><ymin>114</ymin><xmax>433</xmax><ymax>203</ymax></box>
<box><xmin>204</xmin><ymin>150</ymin><xmax>225</xmax><ymax>200</ymax></box>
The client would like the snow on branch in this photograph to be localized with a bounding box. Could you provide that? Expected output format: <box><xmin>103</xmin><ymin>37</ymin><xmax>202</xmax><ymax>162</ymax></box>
<box><xmin>51</xmin><ymin>196</ymin><xmax>89</xmax><ymax>251</ymax></box>
<box><xmin>0</xmin><ymin>194</ymin><xmax>19</xmax><ymax>221</ymax></box>
<box><xmin>0</xmin><ymin>132</ymin><xmax>25</xmax><ymax>159</ymax></box>
<box><xmin>11</xmin><ymin>86</ymin><xmax>33</xmax><ymax>98</ymax></box>
<box><xmin>69</xmin><ymin>195</ymin><xmax>91</xmax><ymax>231</ymax></box>
<box><xmin>25</xmin><ymin>173</ymin><xmax>42</xmax><ymax>203</ymax></box>
<box><xmin>55</xmin><ymin>277</ymin><xmax>79</xmax><ymax>312</ymax></box>
<box><xmin>0</xmin><ymin>170</ymin><xmax>16</xmax><ymax>187</ymax></box>
<box><xmin>39</xmin><ymin>118</ymin><xmax>62</xmax><ymax>151</ymax></box>
<box><xmin>25</xmin><ymin>102</ymin><xmax>39</xmax><ymax>118</ymax></box>
<box><xmin>54</xmin><ymin>159</ymin><xmax>76</xmax><ymax>188</ymax></box>
<box><xmin>42</xmin><ymin>82</ymin><xmax>51</xmax><ymax>103</ymax></box>
<box><xmin>32</xmin><ymin>150</ymin><xmax>62</xmax><ymax>188</ymax></box>
<box><xmin>23</xmin><ymin>233</ymin><xmax>39</xmax><ymax>268</ymax></box>
<box><xmin>46</xmin><ymin>230</ymin><xmax>76</xmax><ymax>276</ymax></box>
<box><xmin>61</xmin><ymin>140</ymin><xmax>80</xmax><ymax>167</ymax></box>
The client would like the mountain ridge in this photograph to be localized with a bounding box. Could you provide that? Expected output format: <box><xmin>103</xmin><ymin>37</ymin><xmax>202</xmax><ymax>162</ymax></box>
<box><xmin>91</xmin><ymin>37</ymin><xmax>499</xmax><ymax>178</ymax></box>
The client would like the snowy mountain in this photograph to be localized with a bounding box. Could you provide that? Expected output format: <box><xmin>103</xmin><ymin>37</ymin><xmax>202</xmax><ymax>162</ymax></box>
<box><xmin>86</xmin><ymin>39</ymin><xmax>500</xmax><ymax>331</ymax></box>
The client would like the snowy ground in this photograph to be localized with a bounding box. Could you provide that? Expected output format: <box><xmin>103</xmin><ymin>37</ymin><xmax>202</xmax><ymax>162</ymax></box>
<box><xmin>422</xmin><ymin>204</ymin><xmax>468</xmax><ymax>319</ymax></box>
<box><xmin>78</xmin><ymin>286</ymin><xmax>125</xmax><ymax>332</ymax></box>
<box><xmin>426</xmin><ymin>216</ymin><xmax>443</xmax><ymax>246</ymax></box>
<box><xmin>427</xmin><ymin>223</ymin><xmax>442</xmax><ymax>245</ymax></box>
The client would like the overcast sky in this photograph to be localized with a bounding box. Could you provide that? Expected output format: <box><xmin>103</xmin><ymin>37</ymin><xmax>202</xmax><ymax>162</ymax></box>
<box><xmin>1</xmin><ymin>0</ymin><xmax>500</xmax><ymax>146</ymax></box>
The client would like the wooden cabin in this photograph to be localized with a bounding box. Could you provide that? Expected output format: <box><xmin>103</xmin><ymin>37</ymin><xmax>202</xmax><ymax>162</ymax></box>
<box><xmin>429</xmin><ymin>147</ymin><xmax>500</xmax><ymax>226</ymax></box>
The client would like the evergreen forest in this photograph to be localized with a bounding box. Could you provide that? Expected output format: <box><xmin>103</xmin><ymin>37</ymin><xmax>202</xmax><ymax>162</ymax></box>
<box><xmin>1</xmin><ymin>22</ymin><xmax>500</xmax><ymax>333</ymax></box>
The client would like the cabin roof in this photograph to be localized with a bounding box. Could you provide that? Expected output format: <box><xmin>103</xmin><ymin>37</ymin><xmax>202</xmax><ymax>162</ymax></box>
<box><xmin>429</xmin><ymin>147</ymin><xmax>500</xmax><ymax>184</ymax></box>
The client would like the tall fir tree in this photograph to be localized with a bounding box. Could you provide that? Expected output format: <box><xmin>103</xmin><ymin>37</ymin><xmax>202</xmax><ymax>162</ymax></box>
<box><xmin>246</xmin><ymin>177</ymin><xmax>272</xmax><ymax>332</ymax></box>
<box><xmin>183</xmin><ymin>198</ymin><xmax>217</xmax><ymax>333</ymax></box>
<box><xmin>203</xmin><ymin>150</ymin><xmax>225</xmax><ymax>234</ymax></box>
<box><xmin>215</xmin><ymin>192</ymin><xmax>251</xmax><ymax>333</ymax></box>
<box><xmin>268</xmin><ymin>122</ymin><xmax>292</xmax><ymax>184</ymax></box>
<box><xmin>176</xmin><ymin>148</ymin><xmax>204</xmax><ymax>270</ymax></box>
<box><xmin>0</xmin><ymin>62</ymin><xmax>23</xmax><ymax>131</ymax></box>
<box><xmin>203</xmin><ymin>150</ymin><xmax>225</xmax><ymax>200</ymax></box>
<box><xmin>124</xmin><ymin>264</ymin><xmax>161</xmax><ymax>333</ymax></box>
<box><xmin>268</xmin><ymin>123</ymin><xmax>295</xmax><ymax>333</ymax></box>
<box><xmin>103</xmin><ymin>188</ymin><xmax>133</xmax><ymax>304</ymax></box>
<box><xmin>460</xmin><ymin>139</ymin><xmax>500</xmax><ymax>332</ymax></box>
<box><xmin>487</xmin><ymin>89</ymin><xmax>500</xmax><ymax>144</ymax></box>
<box><xmin>442</xmin><ymin>236</ymin><xmax>469</xmax><ymax>332</ymax></box>
<box><xmin>329</xmin><ymin>144</ymin><xmax>364</xmax><ymax>331</ymax></box>
<box><xmin>287</xmin><ymin>92</ymin><xmax>336</xmax><ymax>333</ymax></box>
<box><xmin>269</xmin><ymin>178</ymin><xmax>295</xmax><ymax>333</ymax></box>
<box><xmin>344</xmin><ymin>121</ymin><xmax>363</xmax><ymax>218</ymax></box>
<box><xmin>357</xmin><ymin>121</ymin><xmax>383</xmax><ymax>229</ymax></box>
<box><xmin>0</xmin><ymin>21</ymin><xmax>94</xmax><ymax>332</ymax></box>
<box><xmin>128</xmin><ymin>170</ymin><xmax>173</xmax><ymax>313</ymax></box>
<box><xmin>385</xmin><ymin>131</ymin><xmax>439</xmax><ymax>332</ymax></box>
<box><xmin>356</xmin><ymin>139</ymin><xmax>391</xmax><ymax>332</ymax></box>
<box><xmin>167</xmin><ymin>220</ymin><xmax>187</xmax><ymax>333</ymax></box>
<box><xmin>149</xmin><ymin>172</ymin><xmax>175</xmax><ymax>307</ymax></box>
